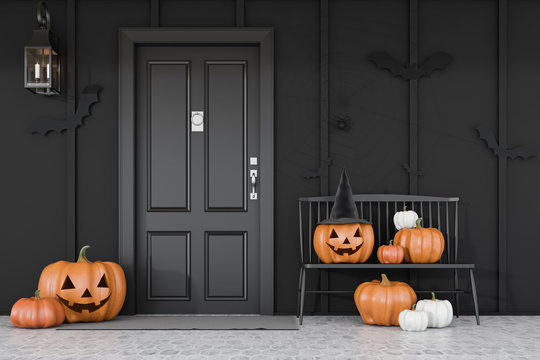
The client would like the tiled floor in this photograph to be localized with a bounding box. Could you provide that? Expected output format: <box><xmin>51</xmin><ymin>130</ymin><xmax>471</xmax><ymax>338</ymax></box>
<box><xmin>1</xmin><ymin>315</ymin><xmax>539</xmax><ymax>359</ymax></box>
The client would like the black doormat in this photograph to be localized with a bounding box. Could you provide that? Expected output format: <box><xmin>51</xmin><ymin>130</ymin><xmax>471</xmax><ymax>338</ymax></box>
<box><xmin>56</xmin><ymin>315</ymin><xmax>299</xmax><ymax>330</ymax></box>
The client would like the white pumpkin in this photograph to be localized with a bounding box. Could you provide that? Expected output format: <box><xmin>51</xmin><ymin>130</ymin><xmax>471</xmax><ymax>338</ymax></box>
<box><xmin>398</xmin><ymin>305</ymin><xmax>428</xmax><ymax>332</ymax></box>
<box><xmin>415</xmin><ymin>292</ymin><xmax>453</xmax><ymax>328</ymax></box>
<box><xmin>393</xmin><ymin>206</ymin><xmax>419</xmax><ymax>230</ymax></box>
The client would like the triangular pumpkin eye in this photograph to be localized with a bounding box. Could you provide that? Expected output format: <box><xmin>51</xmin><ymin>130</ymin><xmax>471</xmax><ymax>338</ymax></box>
<box><xmin>61</xmin><ymin>275</ymin><xmax>76</xmax><ymax>290</ymax></box>
<box><xmin>354</xmin><ymin>228</ymin><xmax>361</xmax><ymax>237</ymax></box>
<box><xmin>330</xmin><ymin>229</ymin><xmax>339</xmax><ymax>238</ymax></box>
<box><xmin>97</xmin><ymin>274</ymin><xmax>108</xmax><ymax>288</ymax></box>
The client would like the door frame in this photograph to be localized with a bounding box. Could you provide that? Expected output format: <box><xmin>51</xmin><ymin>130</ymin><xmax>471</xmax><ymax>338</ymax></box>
<box><xmin>118</xmin><ymin>28</ymin><xmax>274</xmax><ymax>315</ymax></box>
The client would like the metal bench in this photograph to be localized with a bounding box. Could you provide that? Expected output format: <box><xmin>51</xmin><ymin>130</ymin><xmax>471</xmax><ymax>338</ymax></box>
<box><xmin>297</xmin><ymin>194</ymin><xmax>479</xmax><ymax>325</ymax></box>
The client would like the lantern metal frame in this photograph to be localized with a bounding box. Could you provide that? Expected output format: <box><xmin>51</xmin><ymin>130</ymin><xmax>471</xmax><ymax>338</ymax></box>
<box><xmin>24</xmin><ymin>2</ymin><xmax>60</xmax><ymax>95</ymax></box>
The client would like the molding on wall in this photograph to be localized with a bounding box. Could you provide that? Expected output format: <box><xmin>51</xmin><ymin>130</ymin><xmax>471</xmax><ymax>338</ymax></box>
<box><xmin>236</xmin><ymin>0</ymin><xmax>245</xmax><ymax>27</ymax></box>
<box><xmin>66</xmin><ymin>0</ymin><xmax>77</xmax><ymax>261</ymax></box>
<box><xmin>408</xmin><ymin>0</ymin><xmax>419</xmax><ymax>196</ymax></box>
<box><xmin>151</xmin><ymin>0</ymin><xmax>159</xmax><ymax>27</ymax></box>
<box><xmin>319</xmin><ymin>0</ymin><xmax>330</xmax><ymax>314</ymax></box>
<box><xmin>498</xmin><ymin>0</ymin><xmax>508</xmax><ymax>314</ymax></box>
<box><xmin>319</xmin><ymin>0</ymin><xmax>329</xmax><ymax>197</ymax></box>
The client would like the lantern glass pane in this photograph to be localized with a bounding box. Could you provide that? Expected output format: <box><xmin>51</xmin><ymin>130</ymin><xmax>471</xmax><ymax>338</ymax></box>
<box><xmin>51</xmin><ymin>49</ymin><xmax>60</xmax><ymax>91</ymax></box>
<box><xmin>25</xmin><ymin>47</ymin><xmax>52</xmax><ymax>86</ymax></box>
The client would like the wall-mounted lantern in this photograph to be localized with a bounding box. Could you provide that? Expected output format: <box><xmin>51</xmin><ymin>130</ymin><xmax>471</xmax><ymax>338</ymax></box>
<box><xmin>24</xmin><ymin>2</ymin><xmax>60</xmax><ymax>95</ymax></box>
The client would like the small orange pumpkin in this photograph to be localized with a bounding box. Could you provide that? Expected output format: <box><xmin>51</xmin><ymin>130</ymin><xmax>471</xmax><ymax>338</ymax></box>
<box><xmin>38</xmin><ymin>245</ymin><xmax>126</xmax><ymax>323</ymax></box>
<box><xmin>354</xmin><ymin>273</ymin><xmax>417</xmax><ymax>326</ymax></box>
<box><xmin>10</xmin><ymin>290</ymin><xmax>65</xmax><ymax>328</ymax></box>
<box><xmin>314</xmin><ymin>223</ymin><xmax>374</xmax><ymax>263</ymax></box>
<box><xmin>394</xmin><ymin>218</ymin><xmax>445</xmax><ymax>263</ymax></box>
<box><xmin>377</xmin><ymin>240</ymin><xmax>404</xmax><ymax>264</ymax></box>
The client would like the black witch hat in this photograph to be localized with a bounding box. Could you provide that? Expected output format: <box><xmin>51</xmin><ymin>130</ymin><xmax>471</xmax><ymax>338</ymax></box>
<box><xmin>319</xmin><ymin>169</ymin><xmax>371</xmax><ymax>225</ymax></box>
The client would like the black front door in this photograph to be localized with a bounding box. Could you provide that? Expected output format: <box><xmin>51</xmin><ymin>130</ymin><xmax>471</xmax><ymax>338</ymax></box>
<box><xmin>135</xmin><ymin>45</ymin><xmax>260</xmax><ymax>313</ymax></box>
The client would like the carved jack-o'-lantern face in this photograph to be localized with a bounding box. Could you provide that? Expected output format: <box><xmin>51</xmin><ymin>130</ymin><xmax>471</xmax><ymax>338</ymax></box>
<box><xmin>56</xmin><ymin>273</ymin><xmax>111</xmax><ymax>314</ymax></box>
<box><xmin>38</xmin><ymin>246</ymin><xmax>126</xmax><ymax>323</ymax></box>
<box><xmin>314</xmin><ymin>223</ymin><xmax>375</xmax><ymax>264</ymax></box>
<box><xmin>326</xmin><ymin>227</ymin><xmax>364</xmax><ymax>255</ymax></box>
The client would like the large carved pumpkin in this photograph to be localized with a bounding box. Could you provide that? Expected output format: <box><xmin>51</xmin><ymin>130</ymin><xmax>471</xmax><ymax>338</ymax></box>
<box><xmin>394</xmin><ymin>218</ymin><xmax>445</xmax><ymax>263</ymax></box>
<box><xmin>314</xmin><ymin>223</ymin><xmax>374</xmax><ymax>263</ymax></box>
<box><xmin>354</xmin><ymin>274</ymin><xmax>417</xmax><ymax>326</ymax></box>
<box><xmin>38</xmin><ymin>245</ymin><xmax>126</xmax><ymax>323</ymax></box>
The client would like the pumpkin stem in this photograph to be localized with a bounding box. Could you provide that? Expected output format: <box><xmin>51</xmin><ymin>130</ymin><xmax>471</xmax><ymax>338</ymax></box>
<box><xmin>77</xmin><ymin>245</ymin><xmax>92</xmax><ymax>263</ymax></box>
<box><xmin>432</xmin><ymin>292</ymin><xmax>437</xmax><ymax>301</ymax></box>
<box><xmin>389</xmin><ymin>239</ymin><xmax>394</xmax><ymax>246</ymax></box>
<box><xmin>416</xmin><ymin>218</ymin><xmax>423</xmax><ymax>229</ymax></box>
<box><xmin>380</xmin><ymin>273</ymin><xmax>391</xmax><ymax>286</ymax></box>
<box><xmin>403</xmin><ymin>205</ymin><xmax>407</xmax><ymax>211</ymax></box>
<box><xmin>412</xmin><ymin>304</ymin><xmax>416</xmax><ymax>311</ymax></box>
<box><xmin>34</xmin><ymin>289</ymin><xmax>41</xmax><ymax>299</ymax></box>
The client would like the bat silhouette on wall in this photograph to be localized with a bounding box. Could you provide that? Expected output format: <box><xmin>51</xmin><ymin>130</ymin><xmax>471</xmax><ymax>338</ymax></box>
<box><xmin>475</xmin><ymin>125</ymin><xmax>536</xmax><ymax>160</ymax></box>
<box><xmin>402</xmin><ymin>163</ymin><xmax>425</xmax><ymax>177</ymax></box>
<box><xmin>369</xmin><ymin>52</ymin><xmax>453</xmax><ymax>81</ymax></box>
<box><xmin>30</xmin><ymin>85</ymin><xmax>102</xmax><ymax>135</ymax></box>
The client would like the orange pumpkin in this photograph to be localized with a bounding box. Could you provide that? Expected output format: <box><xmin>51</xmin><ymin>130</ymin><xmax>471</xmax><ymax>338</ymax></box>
<box><xmin>10</xmin><ymin>290</ymin><xmax>65</xmax><ymax>328</ymax></box>
<box><xmin>38</xmin><ymin>245</ymin><xmax>126</xmax><ymax>323</ymax></box>
<box><xmin>354</xmin><ymin>274</ymin><xmax>417</xmax><ymax>326</ymax></box>
<box><xmin>394</xmin><ymin>218</ymin><xmax>445</xmax><ymax>263</ymax></box>
<box><xmin>313</xmin><ymin>223</ymin><xmax>374</xmax><ymax>263</ymax></box>
<box><xmin>377</xmin><ymin>240</ymin><xmax>404</xmax><ymax>264</ymax></box>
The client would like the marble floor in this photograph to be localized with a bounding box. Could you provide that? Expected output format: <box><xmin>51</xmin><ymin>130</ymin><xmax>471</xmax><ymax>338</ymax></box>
<box><xmin>0</xmin><ymin>315</ymin><xmax>538</xmax><ymax>359</ymax></box>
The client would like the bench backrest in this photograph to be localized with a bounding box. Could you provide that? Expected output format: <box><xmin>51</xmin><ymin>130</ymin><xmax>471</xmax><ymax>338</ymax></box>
<box><xmin>298</xmin><ymin>194</ymin><xmax>460</xmax><ymax>264</ymax></box>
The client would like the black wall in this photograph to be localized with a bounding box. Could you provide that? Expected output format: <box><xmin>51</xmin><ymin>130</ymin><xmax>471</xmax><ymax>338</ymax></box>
<box><xmin>1</xmin><ymin>0</ymin><xmax>539</xmax><ymax>315</ymax></box>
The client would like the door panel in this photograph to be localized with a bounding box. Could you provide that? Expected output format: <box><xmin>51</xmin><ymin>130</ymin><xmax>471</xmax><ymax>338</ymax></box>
<box><xmin>148</xmin><ymin>232</ymin><xmax>190</xmax><ymax>299</ymax></box>
<box><xmin>206</xmin><ymin>62</ymin><xmax>247</xmax><ymax>211</ymax></box>
<box><xmin>148</xmin><ymin>62</ymin><xmax>190</xmax><ymax>211</ymax></box>
<box><xmin>136</xmin><ymin>46</ymin><xmax>260</xmax><ymax>314</ymax></box>
<box><xmin>205</xmin><ymin>232</ymin><xmax>247</xmax><ymax>300</ymax></box>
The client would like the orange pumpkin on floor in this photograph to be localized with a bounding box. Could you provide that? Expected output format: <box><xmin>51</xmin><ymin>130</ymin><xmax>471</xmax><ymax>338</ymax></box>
<box><xmin>38</xmin><ymin>245</ymin><xmax>126</xmax><ymax>323</ymax></box>
<box><xmin>377</xmin><ymin>240</ymin><xmax>404</xmax><ymax>264</ymax></box>
<box><xmin>354</xmin><ymin>273</ymin><xmax>417</xmax><ymax>326</ymax></box>
<box><xmin>394</xmin><ymin>218</ymin><xmax>445</xmax><ymax>263</ymax></box>
<box><xmin>314</xmin><ymin>223</ymin><xmax>374</xmax><ymax>263</ymax></box>
<box><xmin>10</xmin><ymin>290</ymin><xmax>65</xmax><ymax>328</ymax></box>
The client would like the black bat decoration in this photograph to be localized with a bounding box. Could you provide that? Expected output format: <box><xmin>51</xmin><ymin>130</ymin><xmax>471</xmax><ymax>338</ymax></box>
<box><xmin>30</xmin><ymin>85</ymin><xmax>102</xmax><ymax>135</ymax></box>
<box><xmin>402</xmin><ymin>163</ymin><xmax>425</xmax><ymax>177</ymax></box>
<box><xmin>475</xmin><ymin>125</ymin><xmax>536</xmax><ymax>160</ymax></box>
<box><xmin>369</xmin><ymin>52</ymin><xmax>453</xmax><ymax>81</ymax></box>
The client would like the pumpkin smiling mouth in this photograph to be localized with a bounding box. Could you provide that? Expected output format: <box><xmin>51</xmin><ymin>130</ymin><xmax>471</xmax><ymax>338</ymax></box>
<box><xmin>326</xmin><ymin>242</ymin><xmax>363</xmax><ymax>256</ymax></box>
<box><xmin>56</xmin><ymin>294</ymin><xmax>111</xmax><ymax>313</ymax></box>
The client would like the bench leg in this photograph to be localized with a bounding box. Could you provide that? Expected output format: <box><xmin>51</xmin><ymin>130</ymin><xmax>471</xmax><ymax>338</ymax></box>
<box><xmin>296</xmin><ymin>267</ymin><xmax>304</xmax><ymax>318</ymax></box>
<box><xmin>299</xmin><ymin>268</ymin><xmax>307</xmax><ymax>325</ymax></box>
<box><xmin>454</xmin><ymin>268</ymin><xmax>460</xmax><ymax>318</ymax></box>
<box><xmin>469</xmin><ymin>268</ymin><xmax>480</xmax><ymax>325</ymax></box>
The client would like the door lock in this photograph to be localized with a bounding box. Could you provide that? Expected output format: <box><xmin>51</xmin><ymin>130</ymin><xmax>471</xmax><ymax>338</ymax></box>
<box><xmin>250</xmin><ymin>170</ymin><xmax>258</xmax><ymax>200</ymax></box>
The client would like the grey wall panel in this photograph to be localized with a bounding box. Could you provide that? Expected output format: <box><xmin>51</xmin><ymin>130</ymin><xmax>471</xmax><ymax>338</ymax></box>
<box><xmin>205</xmin><ymin>62</ymin><xmax>246</xmax><ymax>211</ymax></box>
<box><xmin>327</xmin><ymin>0</ymin><xmax>410</xmax><ymax>314</ymax></box>
<box><xmin>205</xmin><ymin>232</ymin><xmax>247</xmax><ymax>299</ymax></box>
<box><xmin>507</xmin><ymin>0</ymin><xmax>540</xmax><ymax>313</ymax></box>
<box><xmin>160</xmin><ymin>0</ymin><xmax>235</xmax><ymax>27</ymax></box>
<box><xmin>76</xmin><ymin>0</ymin><xmax>148</xmax><ymax>263</ymax></box>
<box><xmin>418</xmin><ymin>0</ymin><xmax>499</xmax><ymax>312</ymax></box>
<box><xmin>246</xmin><ymin>0</ymin><xmax>320</xmax><ymax>315</ymax></box>
<box><xmin>148</xmin><ymin>232</ymin><xmax>190</xmax><ymax>299</ymax></box>
<box><xmin>0</xmin><ymin>0</ymin><xmax>68</xmax><ymax>313</ymax></box>
<box><xmin>148</xmin><ymin>62</ymin><xmax>190</xmax><ymax>211</ymax></box>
